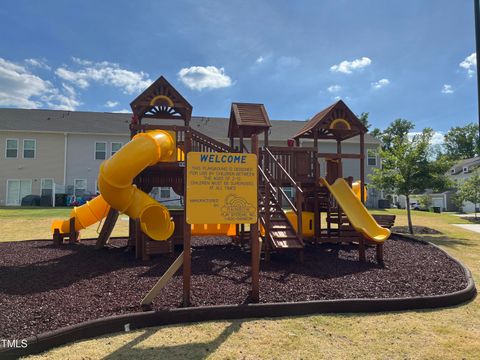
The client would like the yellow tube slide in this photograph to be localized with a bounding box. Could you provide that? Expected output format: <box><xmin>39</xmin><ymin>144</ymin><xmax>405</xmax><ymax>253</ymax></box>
<box><xmin>52</xmin><ymin>130</ymin><xmax>176</xmax><ymax>241</ymax></box>
<box><xmin>51</xmin><ymin>195</ymin><xmax>110</xmax><ymax>233</ymax></box>
<box><xmin>320</xmin><ymin>177</ymin><xmax>390</xmax><ymax>243</ymax></box>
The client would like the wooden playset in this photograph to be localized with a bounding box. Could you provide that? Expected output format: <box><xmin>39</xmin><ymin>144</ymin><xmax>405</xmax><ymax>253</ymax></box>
<box><xmin>52</xmin><ymin>75</ymin><xmax>394</xmax><ymax>305</ymax></box>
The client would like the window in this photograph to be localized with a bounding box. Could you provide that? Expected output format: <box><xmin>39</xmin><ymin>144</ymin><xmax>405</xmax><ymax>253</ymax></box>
<box><xmin>74</xmin><ymin>179</ymin><xmax>87</xmax><ymax>197</ymax></box>
<box><xmin>95</xmin><ymin>142</ymin><xmax>107</xmax><ymax>160</ymax></box>
<box><xmin>23</xmin><ymin>139</ymin><xmax>36</xmax><ymax>158</ymax></box>
<box><xmin>367</xmin><ymin>150</ymin><xmax>377</xmax><ymax>166</ymax></box>
<box><xmin>6</xmin><ymin>179</ymin><xmax>32</xmax><ymax>206</ymax></box>
<box><xmin>41</xmin><ymin>178</ymin><xmax>54</xmax><ymax>196</ymax></box>
<box><xmin>463</xmin><ymin>167</ymin><xmax>469</xmax><ymax>173</ymax></box>
<box><xmin>451</xmin><ymin>168</ymin><xmax>456</xmax><ymax>174</ymax></box>
<box><xmin>111</xmin><ymin>142</ymin><xmax>122</xmax><ymax>156</ymax></box>
<box><xmin>160</xmin><ymin>187</ymin><xmax>171</xmax><ymax>198</ymax></box>
<box><xmin>5</xmin><ymin>139</ymin><xmax>18</xmax><ymax>158</ymax></box>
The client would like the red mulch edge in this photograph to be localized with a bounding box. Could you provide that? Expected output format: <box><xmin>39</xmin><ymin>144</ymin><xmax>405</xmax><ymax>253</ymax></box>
<box><xmin>0</xmin><ymin>236</ymin><xmax>476</xmax><ymax>359</ymax></box>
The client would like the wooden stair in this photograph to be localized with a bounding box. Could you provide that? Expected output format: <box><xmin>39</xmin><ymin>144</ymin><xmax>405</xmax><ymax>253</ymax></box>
<box><xmin>258</xmin><ymin>184</ymin><xmax>303</xmax><ymax>251</ymax></box>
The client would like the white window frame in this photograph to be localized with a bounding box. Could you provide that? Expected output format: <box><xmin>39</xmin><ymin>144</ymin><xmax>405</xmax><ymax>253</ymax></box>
<box><xmin>73</xmin><ymin>178</ymin><xmax>87</xmax><ymax>197</ymax></box>
<box><xmin>6</xmin><ymin>179</ymin><xmax>32</xmax><ymax>206</ymax></box>
<box><xmin>23</xmin><ymin>138</ymin><xmax>36</xmax><ymax>159</ymax></box>
<box><xmin>41</xmin><ymin>178</ymin><xmax>54</xmax><ymax>194</ymax></box>
<box><xmin>160</xmin><ymin>187</ymin><xmax>171</xmax><ymax>199</ymax></box>
<box><xmin>451</xmin><ymin>168</ymin><xmax>456</xmax><ymax>174</ymax></box>
<box><xmin>111</xmin><ymin>142</ymin><xmax>123</xmax><ymax>156</ymax></box>
<box><xmin>367</xmin><ymin>150</ymin><xmax>377</xmax><ymax>166</ymax></box>
<box><xmin>463</xmin><ymin>166</ymin><xmax>469</xmax><ymax>173</ymax></box>
<box><xmin>94</xmin><ymin>141</ymin><xmax>107</xmax><ymax>160</ymax></box>
<box><xmin>5</xmin><ymin>138</ymin><xmax>19</xmax><ymax>158</ymax></box>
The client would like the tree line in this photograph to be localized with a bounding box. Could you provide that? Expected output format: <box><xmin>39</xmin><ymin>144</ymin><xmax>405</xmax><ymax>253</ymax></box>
<box><xmin>359</xmin><ymin>113</ymin><xmax>480</xmax><ymax>233</ymax></box>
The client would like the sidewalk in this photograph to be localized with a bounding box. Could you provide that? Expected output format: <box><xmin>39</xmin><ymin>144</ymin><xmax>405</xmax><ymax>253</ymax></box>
<box><xmin>452</xmin><ymin>224</ymin><xmax>480</xmax><ymax>234</ymax></box>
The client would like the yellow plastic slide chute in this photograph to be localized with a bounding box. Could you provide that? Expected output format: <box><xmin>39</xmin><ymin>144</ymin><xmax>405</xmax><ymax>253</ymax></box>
<box><xmin>52</xmin><ymin>130</ymin><xmax>176</xmax><ymax>241</ymax></box>
<box><xmin>320</xmin><ymin>177</ymin><xmax>390</xmax><ymax>243</ymax></box>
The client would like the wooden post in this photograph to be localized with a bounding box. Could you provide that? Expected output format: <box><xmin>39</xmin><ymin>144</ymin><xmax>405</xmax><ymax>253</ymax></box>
<box><xmin>360</xmin><ymin>132</ymin><xmax>365</xmax><ymax>205</ymax></box>
<box><xmin>313</xmin><ymin>130</ymin><xmax>320</xmax><ymax>242</ymax></box>
<box><xmin>53</xmin><ymin>229</ymin><xmax>61</xmax><ymax>245</ymax></box>
<box><xmin>95</xmin><ymin>208</ymin><xmax>119</xmax><ymax>249</ymax></box>
<box><xmin>183</xmin><ymin>128</ymin><xmax>192</xmax><ymax>307</ymax></box>
<box><xmin>69</xmin><ymin>217</ymin><xmax>77</xmax><ymax>244</ymax></box>
<box><xmin>239</xmin><ymin>128</ymin><xmax>244</xmax><ymax>153</ymax></box>
<box><xmin>135</xmin><ymin>218</ymin><xmax>142</xmax><ymax>260</ymax></box>
<box><xmin>250</xmin><ymin>134</ymin><xmax>260</xmax><ymax>302</ymax></box>
<box><xmin>376</xmin><ymin>243</ymin><xmax>384</xmax><ymax>264</ymax></box>
<box><xmin>359</xmin><ymin>237</ymin><xmax>366</xmax><ymax>262</ymax></box>
<box><xmin>336</xmin><ymin>139</ymin><xmax>343</xmax><ymax>179</ymax></box>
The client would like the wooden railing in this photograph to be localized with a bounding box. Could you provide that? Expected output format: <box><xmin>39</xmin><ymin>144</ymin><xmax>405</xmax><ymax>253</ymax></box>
<box><xmin>190</xmin><ymin>128</ymin><xmax>234</xmax><ymax>153</ymax></box>
<box><xmin>266</xmin><ymin>146</ymin><xmax>317</xmax><ymax>183</ymax></box>
<box><xmin>260</xmin><ymin>148</ymin><xmax>304</xmax><ymax>244</ymax></box>
<box><xmin>130</xmin><ymin>124</ymin><xmax>234</xmax><ymax>159</ymax></box>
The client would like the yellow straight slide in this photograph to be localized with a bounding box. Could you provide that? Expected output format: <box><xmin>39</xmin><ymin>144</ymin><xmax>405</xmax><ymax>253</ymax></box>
<box><xmin>320</xmin><ymin>177</ymin><xmax>390</xmax><ymax>243</ymax></box>
<box><xmin>52</xmin><ymin>130</ymin><xmax>176</xmax><ymax>241</ymax></box>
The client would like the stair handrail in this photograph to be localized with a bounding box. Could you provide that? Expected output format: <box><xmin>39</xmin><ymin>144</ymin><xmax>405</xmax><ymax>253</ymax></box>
<box><xmin>190</xmin><ymin>128</ymin><xmax>234</xmax><ymax>153</ymax></box>
<box><xmin>261</xmin><ymin>148</ymin><xmax>304</xmax><ymax>246</ymax></box>
<box><xmin>264</xmin><ymin>148</ymin><xmax>303</xmax><ymax>195</ymax></box>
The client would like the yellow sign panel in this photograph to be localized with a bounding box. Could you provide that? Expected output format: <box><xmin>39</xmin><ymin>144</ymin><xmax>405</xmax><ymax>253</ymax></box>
<box><xmin>186</xmin><ymin>152</ymin><xmax>257</xmax><ymax>224</ymax></box>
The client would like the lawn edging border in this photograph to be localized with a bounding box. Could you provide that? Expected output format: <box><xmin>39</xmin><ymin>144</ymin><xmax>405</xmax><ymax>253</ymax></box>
<box><xmin>1</xmin><ymin>235</ymin><xmax>476</xmax><ymax>359</ymax></box>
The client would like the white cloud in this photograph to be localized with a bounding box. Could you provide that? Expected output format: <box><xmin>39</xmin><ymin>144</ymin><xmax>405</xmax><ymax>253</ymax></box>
<box><xmin>459</xmin><ymin>53</ymin><xmax>476</xmax><ymax>77</ymax></box>
<box><xmin>441</xmin><ymin>84</ymin><xmax>454</xmax><ymax>94</ymax></box>
<box><xmin>178</xmin><ymin>66</ymin><xmax>232</xmax><ymax>90</ymax></box>
<box><xmin>408</xmin><ymin>131</ymin><xmax>444</xmax><ymax>145</ymax></box>
<box><xmin>0</xmin><ymin>57</ymin><xmax>82</xmax><ymax>110</ymax></box>
<box><xmin>112</xmin><ymin>109</ymin><xmax>131</xmax><ymax>113</ymax></box>
<box><xmin>327</xmin><ymin>84</ymin><xmax>341</xmax><ymax>93</ymax></box>
<box><xmin>0</xmin><ymin>57</ymin><xmax>53</xmax><ymax>108</ymax></box>
<box><xmin>330</xmin><ymin>57</ymin><xmax>372</xmax><ymax>74</ymax></box>
<box><xmin>371</xmin><ymin>78</ymin><xmax>390</xmax><ymax>89</ymax></box>
<box><xmin>256</xmin><ymin>56</ymin><xmax>264</xmax><ymax>64</ymax></box>
<box><xmin>25</xmin><ymin>58</ymin><xmax>51</xmax><ymax>70</ymax></box>
<box><xmin>55</xmin><ymin>58</ymin><xmax>152</xmax><ymax>94</ymax></box>
<box><xmin>105</xmin><ymin>100</ymin><xmax>119</xmax><ymax>108</ymax></box>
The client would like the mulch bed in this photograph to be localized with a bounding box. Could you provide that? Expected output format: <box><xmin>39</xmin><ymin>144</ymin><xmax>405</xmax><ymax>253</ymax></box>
<box><xmin>0</xmin><ymin>236</ymin><xmax>467</xmax><ymax>340</ymax></box>
<box><xmin>392</xmin><ymin>226</ymin><xmax>443</xmax><ymax>235</ymax></box>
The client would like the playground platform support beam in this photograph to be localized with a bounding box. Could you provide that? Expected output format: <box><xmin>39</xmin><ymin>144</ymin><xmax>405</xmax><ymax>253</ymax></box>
<box><xmin>250</xmin><ymin>134</ymin><xmax>260</xmax><ymax>302</ymax></box>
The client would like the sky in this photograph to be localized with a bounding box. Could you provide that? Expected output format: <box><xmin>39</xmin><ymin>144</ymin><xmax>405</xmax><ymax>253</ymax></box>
<box><xmin>0</xmin><ymin>0</ymin><xmax>478</xmax><ymax>140</ymax></box>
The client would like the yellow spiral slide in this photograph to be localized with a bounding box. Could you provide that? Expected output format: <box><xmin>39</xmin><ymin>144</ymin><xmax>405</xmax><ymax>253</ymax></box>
<box><xmin>52</xmin><ymin>130</ymin><xmax>176</xmax><ymax>241</ymax></box>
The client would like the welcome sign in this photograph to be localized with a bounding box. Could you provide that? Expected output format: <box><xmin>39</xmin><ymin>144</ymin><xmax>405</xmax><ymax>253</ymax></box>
<box><xmin>186</xmin><ymin>152</ymin><xmax>258</xmax><ymax>224</ymax></box>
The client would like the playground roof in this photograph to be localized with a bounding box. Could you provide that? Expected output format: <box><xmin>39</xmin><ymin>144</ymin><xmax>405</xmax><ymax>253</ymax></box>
<box><xmin>130</xmin><ymin>76</ymin><xmax>192</xmax><ymax>122</ymax></box>
<box><xmin>0</xmin><ymin>108</ymin><xmax>380</xmax><ymax>144</ymax></box>
<box><xmin>228</xmin><ymin>103</ymin><xmax>271</xmax><ymax>138</ymax></box>
<box><xmin>293</xmin><ymin>100</ymin><xmax>368</xmax><ymax>141</ymax></box>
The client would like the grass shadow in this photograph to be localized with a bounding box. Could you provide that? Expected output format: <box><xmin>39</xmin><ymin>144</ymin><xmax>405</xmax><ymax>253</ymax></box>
<box><xmin>102</xmin><ymin>321</ymin><xmax>242</xmax><ymax>360</ymax></box>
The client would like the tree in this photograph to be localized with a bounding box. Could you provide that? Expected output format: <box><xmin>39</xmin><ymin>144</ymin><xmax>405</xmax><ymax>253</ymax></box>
<box><xmin>378</xmin><ymin>119</ymin><xmax>414</xmax><ymax>151</ymax></box>
<box><xmin>418</xmin><ymin>194</ymin><xmax>432</xmax><ymax>210</ymax></box>
<box><xmin>455</xmin><ymin>170</ymin><xmax>480</xmax><ymax>219</ymax></box>
<box><xmin>358</xmin><ymin>112</ymin><xmax>371</xmax><ymax>130</ymax></box>
<box><xmin>369</xmin><ymin>125</ymin><xmax>451</xmax><ymax>234</ymax></box>
<box><xmin>443</xmin><ymin>123</ymin><xmax>479</xmax><ymax>160</ymax></box>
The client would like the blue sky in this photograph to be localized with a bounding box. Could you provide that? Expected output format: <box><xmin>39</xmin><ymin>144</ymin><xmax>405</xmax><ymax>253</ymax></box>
<box><xmin>0</xmin><ymin>0</ymin><xmax>477</xmax><ymax>138</ymax></box>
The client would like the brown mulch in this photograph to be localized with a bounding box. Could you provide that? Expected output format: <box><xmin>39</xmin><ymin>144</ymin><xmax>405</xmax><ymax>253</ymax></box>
<box><xmin>392</xmin><ymin>226</ymin><xmax>443</xmax><ymax>235</ymax></box>
<box><xmin>0</xmin><ymin>236</ymin><xmax>467</xmax><ymax>340</ymax></box>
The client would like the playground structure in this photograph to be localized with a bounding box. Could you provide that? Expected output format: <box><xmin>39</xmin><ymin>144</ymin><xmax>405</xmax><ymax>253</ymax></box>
<box><xmin>52</xmin><ymin>75</ymin><xmax>392</xmax><ymax>304</ymax></box>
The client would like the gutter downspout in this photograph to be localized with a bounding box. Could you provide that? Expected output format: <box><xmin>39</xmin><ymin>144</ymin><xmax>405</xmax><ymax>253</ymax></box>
<box><xmin>63</xmin><ymin>132</ymin><xmax>68</xmax><ymax>186</ymax></box>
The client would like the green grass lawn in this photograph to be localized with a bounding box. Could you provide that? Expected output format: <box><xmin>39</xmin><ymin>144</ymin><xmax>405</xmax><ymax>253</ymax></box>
<box><xmin>2</xmin><ymin>208</ymin><xmax>477</xmax><ymax>359</ymax></box>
